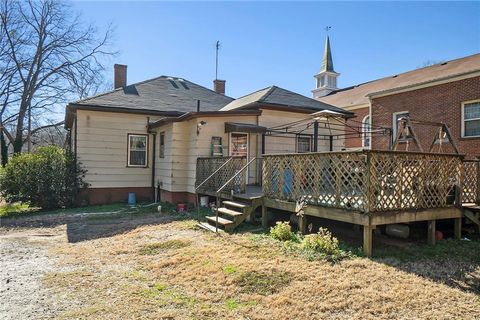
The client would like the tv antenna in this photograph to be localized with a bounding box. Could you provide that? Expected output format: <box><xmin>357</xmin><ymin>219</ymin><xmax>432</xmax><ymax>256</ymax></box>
<box><xmin>215</xmin><ymin>40</ymin><xmax>220</xmax><ymax>80</ymax></box>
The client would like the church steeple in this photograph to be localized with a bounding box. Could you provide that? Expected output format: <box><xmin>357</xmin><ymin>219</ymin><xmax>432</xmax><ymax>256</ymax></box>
<box><xmin>312</xmin><ymin>32</ymin><xmax>340</xmax><ymax>99</ymax></box>
<box><xmin>321</xmin><ymin>35</ymin><xmax>335</xmax><ymax>73</ymax></box>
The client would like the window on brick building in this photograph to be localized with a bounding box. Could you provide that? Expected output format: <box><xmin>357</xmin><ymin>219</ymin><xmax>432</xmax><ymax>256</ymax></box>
<box><xmin>362</xmin><ymin>115</ymin><xmax>371</xmax><ymax>148</ymax></box>
<box><xmin>463</xmin><ymin>101</ymin><xmax>480</xmax><ymax>137</ymax></box>
<box><xmin>392</xmin><ymin>111</ymin><xmax>410</xmax><ymax>141</ymax></box>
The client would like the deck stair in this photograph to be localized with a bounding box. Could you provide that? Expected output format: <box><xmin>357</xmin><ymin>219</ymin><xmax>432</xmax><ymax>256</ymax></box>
<box><xmin>463</xmin><ymin>206</ymin><xmax>480</xmax><ymax>233</ymax></box>
<box><xmin>204</xmin><ymin>197</ymin><xmax>262</xmax><ymax>232</ymax></box>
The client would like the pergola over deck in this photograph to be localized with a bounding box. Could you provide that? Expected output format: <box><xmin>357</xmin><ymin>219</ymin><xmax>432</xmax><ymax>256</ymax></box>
<box><xmin>196</xmin><ymin>150</ymin><xmax>479</xmax><ymax>256</ymax></box>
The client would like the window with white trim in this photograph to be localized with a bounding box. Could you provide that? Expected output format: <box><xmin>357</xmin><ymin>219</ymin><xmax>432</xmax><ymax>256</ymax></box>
<box><xmin>362</xmin><ymin>115</ymin><xmax>371</xmax><ymax>148</ymax></box>
<box><xmin>128</xmin><ymin>134</ymin><xmax>147</xmax><ymax>167</ymax></box>
<box><xmin>463</xmin><ymin>101</ymin><xmax>480</xmax><ymax>137</ymax></box>
<box><xmin>296</xmin><ymin>135</ymin><xmax>312</xmax><ymax>153</ymax></box>
<box><xmin>392</xmin><ymin>111</ymin><xmax>409</xmax><ymax>141</ymax></box>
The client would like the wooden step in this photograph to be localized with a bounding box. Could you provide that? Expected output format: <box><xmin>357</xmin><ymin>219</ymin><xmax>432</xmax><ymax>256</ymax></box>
<box><xmin>217</xmin><ymin>207</ymin><xmax>243</xmax><ymax>217</ymax></box>
<box><xmin>464</xmin><ymin>210</ymin><xmax>480</xmax><ymax>226</ymax></box>
<box><xmin>206</xmin><ymin>215</ymin><xmax>234</xmax><ymax>226</ymax></box>
<box><xmin>466</xmin><ymin>206</ymin><xmax>480</xmax><ymax>212</ymax></box>
<box><xmin>223</xmin><ymin>201</ymin><xmax>249</xmax><ymax>209</ymax></box>
<box><xmin>197</xmin><ymin>222</ymin><xmax>223</xmax><ymax>233</ymax></box>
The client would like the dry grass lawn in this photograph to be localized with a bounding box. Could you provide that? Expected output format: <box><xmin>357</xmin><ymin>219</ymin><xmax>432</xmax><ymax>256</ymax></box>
<box><xmin>41</xmin><ymin>217</ymin><xmax>480</xmax><ymax>320</ymax></box>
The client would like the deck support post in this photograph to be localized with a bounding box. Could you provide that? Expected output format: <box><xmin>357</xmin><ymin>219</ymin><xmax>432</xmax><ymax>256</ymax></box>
<box><xmin>298</xmin><ymin>215</ymin><xmax>307</xmax><ymax>234</ymax></box>
<box><xmin>261</xmin><ymin>205</ymin><xmax>267</xmax><ymax>228</ymax></box>
<box><xmin>428</xmin><ymin>220</ymin><xmax>436</xmax><ymax>245</ymax></box>
<box><xmin>363</xmin><ymin>225</ymin><xmax>374</xmax><ymax>258</ymax></box>
<box><xmin>454</xmin><ymin>217</ymin><xmax>462</xmax><ymax>240</ymax></box>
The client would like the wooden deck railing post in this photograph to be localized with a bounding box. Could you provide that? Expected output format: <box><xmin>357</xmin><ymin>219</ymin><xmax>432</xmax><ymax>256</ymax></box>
<box><xmin>364</xmin><ymin>150</ymin><xmax>372</xmax><ymax>214</ymax></box>
<box><xmin>477</xmin><ymin>161</ymin><xmax>480</xmax><ymax>205</ymax></box>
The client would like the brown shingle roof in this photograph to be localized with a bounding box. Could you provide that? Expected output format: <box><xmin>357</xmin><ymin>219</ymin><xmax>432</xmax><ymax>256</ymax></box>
<box><xmin>317</xmin><ymin>53</ymin><xmax>480</xmax><ymax>108</ymax></box>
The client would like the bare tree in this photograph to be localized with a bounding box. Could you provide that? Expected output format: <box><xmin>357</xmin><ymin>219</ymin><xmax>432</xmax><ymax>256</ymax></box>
<box><xmin>0</xmin><ymin>0</ymin><xmax>115</xmax><ymax>154</ymax></box>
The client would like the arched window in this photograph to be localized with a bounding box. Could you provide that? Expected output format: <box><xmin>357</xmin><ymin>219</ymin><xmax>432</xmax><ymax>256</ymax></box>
<box><xmin>362</xmin><ymin>115</ymin><xmax>371</xmax><ymax>148</ymax></box>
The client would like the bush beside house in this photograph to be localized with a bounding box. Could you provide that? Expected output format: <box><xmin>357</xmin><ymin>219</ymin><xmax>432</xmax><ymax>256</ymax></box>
<box><xmin>0</xmin><ymin>146</ymin><xmax>87</xmax><ymax>209</ymax></box>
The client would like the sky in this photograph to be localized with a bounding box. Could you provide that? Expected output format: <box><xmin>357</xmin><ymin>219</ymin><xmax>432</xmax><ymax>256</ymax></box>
<box><xmin>73</xmin><ymin>1</ymin><xmax>480</xmax><ymax>99</ymax></box>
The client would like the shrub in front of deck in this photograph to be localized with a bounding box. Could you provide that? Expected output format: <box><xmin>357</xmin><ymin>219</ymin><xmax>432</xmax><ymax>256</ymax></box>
<box><xmin>270</xmin><ymin>221</ymin><xmax>295</xmax><ymax>242</ymax></box>
<box><xmin>301</xmin><ymin>228</ymin><xmax>340</xmax><ymax>256</ymax></box>
<box><xmin>0</xmin><ymin>146</ymin><xmax>87</xmax><ymax>209</ymax></box>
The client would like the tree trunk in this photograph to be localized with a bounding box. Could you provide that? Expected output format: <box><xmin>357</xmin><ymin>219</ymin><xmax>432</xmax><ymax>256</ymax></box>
<box><xmin>0</xmin><ymin>130</ymin><xmax>8</xmax><ymax>166</ymax></box>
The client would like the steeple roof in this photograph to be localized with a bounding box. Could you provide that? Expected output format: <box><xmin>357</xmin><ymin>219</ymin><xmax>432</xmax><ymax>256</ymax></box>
<box><xmin>320</xmin><ymin>35</ymin><xmax>335</xmax><ymax>73</ymax></box>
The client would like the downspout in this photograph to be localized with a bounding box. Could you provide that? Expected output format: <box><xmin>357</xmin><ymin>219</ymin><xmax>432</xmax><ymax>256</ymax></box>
<box><xmin>151</xmin><ymin>132</ymin><xmax>156</xmax><ymax>201</ymax></box>
<box><xmin>148</xmin><ymin>116</ymin><xmax>157</xmax><ymax>202</ymax></box>
<box><xmin>74</xmin><ymin>113</ymin><xmax>78</xmax><ymax>161</ymax></box>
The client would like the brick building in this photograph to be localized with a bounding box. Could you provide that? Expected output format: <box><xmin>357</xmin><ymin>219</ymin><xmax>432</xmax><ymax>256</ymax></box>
<box><xmin>313</xmin><ymin>36</ymin><xmax>480</xmax><ymax>159</ymax></box>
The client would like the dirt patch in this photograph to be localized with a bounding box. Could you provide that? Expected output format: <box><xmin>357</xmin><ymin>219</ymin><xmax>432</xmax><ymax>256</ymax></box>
<box><xmin>0</xmin><ymin>227</ymin><xmax>71</xmax><ymax>320</ymax></box>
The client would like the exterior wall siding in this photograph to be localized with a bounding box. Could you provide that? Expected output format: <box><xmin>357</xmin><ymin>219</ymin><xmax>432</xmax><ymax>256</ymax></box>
<box><xmin>371</xmin><ymin>76</ymin><xmax>480</xmax><ymax>159</ymax></box>
<box><xmin>76</xmin><ymin>110</ymin><xmax>160</xmax><ymax>189</ymax></box>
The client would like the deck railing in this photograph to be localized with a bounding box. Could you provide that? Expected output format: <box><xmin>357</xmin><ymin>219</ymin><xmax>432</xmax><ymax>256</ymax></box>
<box><xmin>462</xmin><ymin>160</ymin><xmax>480</xmax><ymax>204</ymax></box>
<box><xmin>262</xmin><ymin>150</ymin><xmax>463</xmax><ymax>213</ymax></box>
<box><xmin>195</xmin><ymin>156</ymin><xmax>247</xmax><ymax>195</ymax></box>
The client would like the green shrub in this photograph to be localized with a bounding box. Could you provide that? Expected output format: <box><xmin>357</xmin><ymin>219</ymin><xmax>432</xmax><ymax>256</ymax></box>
<box><xmin>270</xmin><ymin>221</ymin><xmax>295</xmax><ymax>241</ymax></box>
<box><xmin>0</xmin><ymin>146</ymin><xmax>87</xmax><ymax>209</ymax></box>
<box><xmin>301</xmin><ymin>228</ymin><xmax>340</xmax><ymax>256</ymax></box>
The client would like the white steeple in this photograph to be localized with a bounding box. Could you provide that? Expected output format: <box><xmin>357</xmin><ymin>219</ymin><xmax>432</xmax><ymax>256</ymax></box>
<box><xmin>312</xmin><ymin>33</ymin><xmax>340</xmax><ymax>99</ymax></box>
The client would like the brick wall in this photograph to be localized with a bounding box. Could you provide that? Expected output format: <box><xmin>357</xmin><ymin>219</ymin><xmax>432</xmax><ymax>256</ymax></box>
<box><xmin>371</xmin><ymin>76</ymin><xmax>480</xmax><ymax>159</ymax></box>
<box><xmin>345</xmin><ymin>107</ymin><xmax>369</xmax><ymax>149</ymax></box>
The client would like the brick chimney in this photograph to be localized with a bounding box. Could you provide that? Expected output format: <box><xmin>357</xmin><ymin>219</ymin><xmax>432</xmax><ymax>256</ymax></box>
<box><xmin>114</xmin><ymin>64</ymin><xmax>127</xmax><ymax>89</ymax></box>
<box><xmin>213</xmin><ymin>79</ymin><xmax>226</xmax><ymax>95</ymax></box>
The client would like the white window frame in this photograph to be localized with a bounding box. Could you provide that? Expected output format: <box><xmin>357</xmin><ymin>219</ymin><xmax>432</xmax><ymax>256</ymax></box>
<box><xmin>362</xmin><ymin>115</ymin><xmax>371</xmax><ymax>148</ymax></box>
<box><xmin>127</xmin><ymin>134</ymin><xmax>148</xmax><ymax>167</ymax></box>
<box><xmin>296</xmin><ymin>135</ymin><xmax>312</xmax><ymax>153</ymax></box>
<box><xmin>461</xmin><ymin>100</ymin><xmax>480</xmax><ymax>138</ymax></box>
<box><xmin>392</xmin><ymin>111</ymin><xmax>409</xmax><ymax>142</ymax></box>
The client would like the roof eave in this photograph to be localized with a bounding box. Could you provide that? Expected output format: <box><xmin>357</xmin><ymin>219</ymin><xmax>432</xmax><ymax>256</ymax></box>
<box><xmin>148</xmin><ymin>109</ymin><xmax>263</xmax><ymax>129</ymax></box>
<box><xmin>366</xmin><ymin>69</ymin><xmax>480</xmax><ymax>99</ymax></box>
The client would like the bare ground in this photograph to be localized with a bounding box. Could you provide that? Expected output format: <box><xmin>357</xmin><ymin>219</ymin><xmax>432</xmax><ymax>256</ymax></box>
<box><xmin>0</xmin><ymin>212</ymin><xmax>479</xmax><ymax>319</ymax></box>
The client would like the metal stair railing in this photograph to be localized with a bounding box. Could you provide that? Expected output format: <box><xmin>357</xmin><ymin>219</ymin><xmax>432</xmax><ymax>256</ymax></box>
<box><xmin>195</xmin><ymin>157</ymin><xmax>234</xmax><ymax>220</ymax></box>
<box><xmin>214</xmin><ymin>157</ymin><xmax>258</xmax><ymax>232</ymax></box>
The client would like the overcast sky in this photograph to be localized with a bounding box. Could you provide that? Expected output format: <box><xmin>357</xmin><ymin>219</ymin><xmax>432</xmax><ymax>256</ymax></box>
<box><xmin>73</xmin><ymin>1</ymin><xmax>480</xmax><ymax>99</ymax></box>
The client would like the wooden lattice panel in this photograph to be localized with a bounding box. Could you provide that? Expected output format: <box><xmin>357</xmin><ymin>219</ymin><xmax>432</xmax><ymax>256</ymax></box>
<box><xmin>367</xmin><ymin>152</ymin><xmax>461</xmax><ymax>212</ymax></box>
<box><xmin>263</xmin><ymin>150</ymin><xmax>462</xmax><ymax>213</ymax></box>
<box><xmin>262</xmin><ymin>152</ymin><xmax>368</xmax><ymax>211</ymax></box>
<box><xmin>462</xmin><ymin>160</ymin><xmax>480</xmax><ymax>204</ymax></box>
<box><xmin>196</xmin><ymin>157</ymin><xmax>246</xmax><ymax>194</ymax></box>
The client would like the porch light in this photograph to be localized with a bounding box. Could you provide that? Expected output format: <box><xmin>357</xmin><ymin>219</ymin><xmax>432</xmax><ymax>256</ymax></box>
<box><xmin>197</xmin><ymin>120</ymin><xmax>207</xmax><ymax>135</ymax></box>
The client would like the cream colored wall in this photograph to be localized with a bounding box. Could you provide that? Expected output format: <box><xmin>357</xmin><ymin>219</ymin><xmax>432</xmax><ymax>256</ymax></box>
<box><xmin>154</xmin><ymin>115</ymin><xmax>258</xmax><ymax>194</ymax></box>
<box><xmin>153</xmin><ymin>110</ymin><xmax>347</xmax><ymax>194</ymax></box>
<box><xmin>76</xmin><ymin>109</ymin><xmax>161</xmax><ymax>188</ymax></box>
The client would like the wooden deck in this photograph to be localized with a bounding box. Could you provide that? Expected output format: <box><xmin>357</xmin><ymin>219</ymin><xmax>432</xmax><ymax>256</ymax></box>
<box><xmin>195</xmin><ymin>151</ymin><xmax>480</xmax><ymax>256</ymax></box>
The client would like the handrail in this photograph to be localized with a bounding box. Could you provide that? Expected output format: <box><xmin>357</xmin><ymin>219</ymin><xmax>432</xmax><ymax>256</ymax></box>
<box><xmin>196</xmin><ymin>157</ymin><xmax>235</xmax><ymax>223</ymax></box>
<box><xmin>216</xmin><ymin>157</ymin><xmax>258</xmax><ymax>194</ymax></box>
<box><xmin>195</xmin><ymin>157</ymin><xmax>233</xmax><ymax>191</ymax></box>
<box><xmin>214</xmin><ymin>157</ymin><xmax>259</xmax><ymax>232</ymax></box>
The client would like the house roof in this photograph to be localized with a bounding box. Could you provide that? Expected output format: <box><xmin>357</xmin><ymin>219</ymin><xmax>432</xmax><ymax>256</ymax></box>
<box><xmin>71</xmin><ymin>75</ymin><xmax>234</xmax><ymax>113</ymax></box>
<box><xmin>219</xmin><ymin>86</ymin><xmax>351</xmax><ymax>115</ymax></box>
<box><xmin>317</xmin><ymin>53</ymin><xmax>480</xmax><ymax>108</ymax></box>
